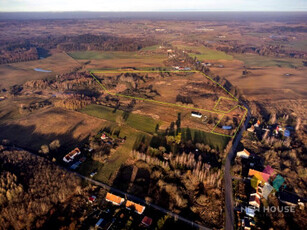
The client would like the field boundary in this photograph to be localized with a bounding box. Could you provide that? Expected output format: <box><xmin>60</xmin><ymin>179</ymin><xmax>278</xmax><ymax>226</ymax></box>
<box><xmin>89</xmin><ymin>70</ymin><xmax>248</xmax><ymax>138</ymax></box>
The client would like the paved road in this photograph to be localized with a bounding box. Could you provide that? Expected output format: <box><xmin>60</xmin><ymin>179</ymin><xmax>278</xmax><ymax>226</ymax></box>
<box><xmin>76</xmin><ymin>173</ymin><xmax>210</xmax><ymax>230</ymax></box>
<box><xmin>224</xmin><ymin>107</ymin><xmax>251</xmax><ymax>230</ymax></box>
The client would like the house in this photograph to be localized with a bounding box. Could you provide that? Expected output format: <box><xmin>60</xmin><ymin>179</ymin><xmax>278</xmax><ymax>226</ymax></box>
<box><xmin>248</xmin><ymin>169</ymin><xmax>270</xmax><ymax>183</ymax></box>
<box><xmin>191</xmin><ymin>111</ymin><xmax>202</xmax><ymax>118</ymax></box>
<box><xmin>126</xmin><ymin>200</ymin><xmax>146</xmax><ymax>214</ymax></box>
<box><xmin>88</xmin><ymin>195</ymin><xmax>96</xmax><ymax>203</ymax></box>
<box><xmin>261</xmin><ymin>182</ymin><xmax>274</xmax><ymax>200</ymax></box>
<box><xmin>272</xmin><ymin>174</ymin><xmax>285</xmax><ymax>191</ymax></box>
<box><xmin>263</xmin><ymin>165</ymin><xmax>275</xmax><ymax>176</ymax></box>
<box><xmin>141</xmin><ymin>216</ymin><xmax>153</xmax><ymax>227</ymax></box>
<box><xmin>245</xmin><ymin>207</ymin><xmax>255</xmax><ymax>218</ymax></box>
<box><xmin>101</xmin><ymin>133</ymin><xmax>107</xmax><ymax>140</ymax></box>
<box><xmin>254</xmin><ymin>120</ymin><xmax>261</xmax><ymax>128</ymax></box>
<box><xmin>249</xmin><ymin>193</ymin><xmax>261</xmax><ymax>208</ymax></box>
<box><xmin>247</xmin><ymin>125</ymin><xmax>255</xmax><ymax>132</ymax></box>
<box><xmin>105</xmin><ymin>193</ymin><xmax>124</xmax><ymax>206</ymax></box>
<box><xmin>237</xmin><ymin>149</ymin><xmax>250</xmax><ymax>159</ymax></box>
<box><xmin>242</xmin><ymin>217</ymin><xmax>255</xmax><ymax>230</ymax></box>
<box><xmin>63</xmin><ymin>148</ymin><xmax>81</xmax><ymax>163</ymax></box>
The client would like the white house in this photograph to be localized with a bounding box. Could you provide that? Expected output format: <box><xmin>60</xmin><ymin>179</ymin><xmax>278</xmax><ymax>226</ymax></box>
<box><xmin>237</xmin><ymin>149</ymin><xmax>250</xmax><ymax>159</ymax></box>
<box><xmin>191</xmin><ymin>111</ymin><xmax>202</xmax><ymax>118</ymax></box>
<box><xmin>249</xmin><ymin>193</ymin><xmax>261</xmax><ymax>209</ymax></box>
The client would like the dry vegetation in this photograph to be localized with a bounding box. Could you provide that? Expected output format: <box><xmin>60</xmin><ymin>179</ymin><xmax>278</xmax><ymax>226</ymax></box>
<box><xmin>0</xmin><ymin>146</ymin><xmax>83</xmax><ymax>230</ymax></box>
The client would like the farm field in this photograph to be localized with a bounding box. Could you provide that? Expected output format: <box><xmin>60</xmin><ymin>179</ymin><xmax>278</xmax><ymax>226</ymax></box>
<box><xmin>210</xmin><ymin>60</ymin><xmax>307</xmax><ymax>100</ymax></box>
<box><xmin>80</xmin><ymin>104</ymin><xmax>161</xmax><ymax>134</ymax></box>
<box><xmin>0</xmin><ymin>106</ymin><xmax>105</xmax><ymax>151</ymax></box>
<box><xmin>90</xmin><ymin>70</ymin><xmax>246</xmax><ymax>137</ymax></box>
<box><xmin>172</xmin><ymin>42</ymin><xmax>233</xmax><ymax>61</ymax></box>
<box><xmin>0</xmin><ymin>52</ymin><xmax>80</xmax><ymax>89</ymax></box>
<box><xmin>233</xmin><ymin>53</ymin><xmax>305</xmax><ymax>68</ymax></box>
<box><xmin>68</xmin><ymin>50</ymin><xmax>167</xmax><ymax>69</ymax></box>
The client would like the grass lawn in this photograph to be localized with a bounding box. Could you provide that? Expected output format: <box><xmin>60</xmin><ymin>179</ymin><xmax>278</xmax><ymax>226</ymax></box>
<box><xmin>80</xmin><ymin>104</ymin><xmax>160</xmax><ymax>134</ymax></box>
<box><xmin>173</xmin><ymin>44</ymin><xmax>233</xmax><ymax>61</ymax></box>
<box><xmin>233</xmin><ymin>53</ymin><xmax>305</xmax><ymax>68</ymax></box>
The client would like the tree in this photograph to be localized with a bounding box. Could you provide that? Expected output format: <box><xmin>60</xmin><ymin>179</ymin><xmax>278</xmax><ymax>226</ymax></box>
<box><xmin>49</xmin><ymin>139</ymin><xmax>60</xmax><ymax>151</ymax></box>
<box><xmin>40</xmin><ymin>145</ymin><xmax>49</xmax><ymax>154</ymax></box>
<box><xmin>156</xmin><ymin>215</ymin><xmax>170</xmax><ymax>230</ymax></box>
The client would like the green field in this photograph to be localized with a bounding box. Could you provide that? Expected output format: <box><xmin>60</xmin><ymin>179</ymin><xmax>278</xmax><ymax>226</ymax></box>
<box><xmin>68</xmin><ymin>50</ymin><xmax>165</xmax><ymax>60</ymax></box>
<box><xmin>80</xmin><ymin>104</ymin><xmax>160</xmax><ymax>134</ymax></box>
<box><xmin>140</xmin><ymin>45</ymin><xmax>160</xmax><ymax>51</ymax></box>
<box><xmin>233</xmin><ymin>53</ymin><xmax>305</xmax><ymax>68</ymax></box>
<box><xmin>173</xmin><ymin>44</ymin><xmax>233</xmax><ymax>61</ymax></box>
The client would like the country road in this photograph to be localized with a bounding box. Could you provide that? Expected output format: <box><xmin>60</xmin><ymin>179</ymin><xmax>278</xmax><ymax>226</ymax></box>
<box><xmin>4</xmin><ymin>145</ymin><xmax>210</xmax><ymax>230</ymax></box>
<box><xmin>76</xmin><ymin>173</ymin><xmax>211</xmax><ymax>230</ymax></box>
<box><xmin>224</xmin><ymin>106</ymin><xmax>251</xmax><ymax>230</ymax></box>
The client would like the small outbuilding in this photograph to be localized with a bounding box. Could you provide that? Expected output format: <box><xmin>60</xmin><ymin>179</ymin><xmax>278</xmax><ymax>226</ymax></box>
<box><xmin>191</xmin><ymin>111</ymin><xmax>202</xmax><ymax>118</ymax></box>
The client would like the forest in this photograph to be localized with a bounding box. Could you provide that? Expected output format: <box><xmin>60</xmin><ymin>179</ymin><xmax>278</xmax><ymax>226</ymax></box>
<box><xmin>0</xmin><ymin>34</ymin><xmax>157</xmax><ymax>64</ymax></box>
<box><xmin>0</xmin><ymin>145</ymin><xmax>84</xmax><ymax>230</ymax></box>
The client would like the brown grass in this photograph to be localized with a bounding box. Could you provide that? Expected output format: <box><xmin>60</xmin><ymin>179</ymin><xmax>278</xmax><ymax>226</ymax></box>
<box><xmin>0</xmin><ymin>106</ymin><xmax>105</xmax><ymax>151</ymax></box>
<box><xmin>0</xmin><ymin>52</ymin><xmax>80</xmax><ymax>89</ymax></box>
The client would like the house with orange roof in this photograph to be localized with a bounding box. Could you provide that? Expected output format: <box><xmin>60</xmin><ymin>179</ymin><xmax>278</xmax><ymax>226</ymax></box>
<box><xmin>63</xmin><ymin>148</ymin><xmax>81</xmax><ymax>163</ymax></box>
<box><xmin>126</xmin><ymin>200</ymin><xmax>146</xmax><ymax>215</ymax></box>
<box><xmin>248</xmin><ymin>169</ymin><xmax>270</xmax><ymax>183</ymax></box>
<box><xmin>105</xmin><ymin>192</ymin><xmax>124</xmax><ymax>206</ymax></box>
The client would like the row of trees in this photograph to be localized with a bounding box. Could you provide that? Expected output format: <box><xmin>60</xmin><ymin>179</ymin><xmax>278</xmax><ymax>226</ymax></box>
<box><xmin>132</xmin><ymin>150</ymin><xmax>222</xmax><ymax>187</ymax></box>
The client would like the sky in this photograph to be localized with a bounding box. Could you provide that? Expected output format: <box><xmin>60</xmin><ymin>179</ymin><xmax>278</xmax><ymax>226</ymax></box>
<box><xmin>0</xmin><ymin>0</ymin><xmax>306</xmax><ymax>12</ymax></box>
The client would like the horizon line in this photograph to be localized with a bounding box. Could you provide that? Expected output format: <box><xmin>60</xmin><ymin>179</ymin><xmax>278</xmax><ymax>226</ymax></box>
<box><xmin>1</xmin><ymin>10</ymin><xmax>307</xmax><ymax>13</ymax></box>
